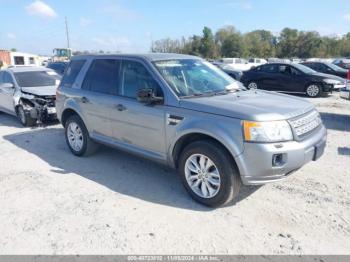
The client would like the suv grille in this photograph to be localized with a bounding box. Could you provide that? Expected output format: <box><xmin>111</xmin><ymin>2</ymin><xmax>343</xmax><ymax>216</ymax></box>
<box><xmin>288</xmin><ymin>110</ymin><xmax>322</xmax><ymax>137</ymax></box>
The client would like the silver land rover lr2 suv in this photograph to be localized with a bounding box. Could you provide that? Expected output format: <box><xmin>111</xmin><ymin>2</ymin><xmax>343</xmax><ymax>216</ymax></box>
<box><xmin>56</xmin><ymin>54</ymin><xmax>327</xmax><ymax>207</ymax></box>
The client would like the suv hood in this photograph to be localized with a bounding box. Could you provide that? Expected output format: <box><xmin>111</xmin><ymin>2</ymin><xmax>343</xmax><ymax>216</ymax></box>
<box><xmin>179</xmin><ymin>90</ymin><xmax>314</xmax><ymax>121</ymax></box>
<box><xmin>21</xmin><ymin>86</ymin><xmax>57</xmax><ymax>97</ymax></box>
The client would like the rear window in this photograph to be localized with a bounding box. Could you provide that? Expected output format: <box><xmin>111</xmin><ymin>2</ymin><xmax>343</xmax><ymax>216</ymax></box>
<box><xmin>60</xmin><ymin>60</ymin><xmax>86</xmax><ymax>88</ymax></box>
<box><xmin>82</xmin><ymin>59</ymin><xmax>120</xmax><ymax>95</ymax></box>
<box><xmin>14</xmin><ymin>71</ymin><xmax>60</xmax><ymax>87</ymax></box>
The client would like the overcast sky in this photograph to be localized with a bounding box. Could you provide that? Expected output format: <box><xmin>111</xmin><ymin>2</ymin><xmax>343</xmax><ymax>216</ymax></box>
<box><xmin>1</xmin><ymin>0</ymin><xmax>350</xmax><ymax>55</ymax></box>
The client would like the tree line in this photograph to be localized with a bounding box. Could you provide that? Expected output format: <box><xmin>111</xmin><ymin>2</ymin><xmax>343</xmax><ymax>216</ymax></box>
<box><xmin>151</xmin><ymin>26</ymin><xmax>350</xmax><ymax>59</ymax></box>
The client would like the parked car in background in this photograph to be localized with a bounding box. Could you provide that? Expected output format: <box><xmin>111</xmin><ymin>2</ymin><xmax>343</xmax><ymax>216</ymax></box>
<box><xmin>290</xmin><ymin>58</ymin><xmax>302</xmax><ymax>63</ymax></box>
<box><xmin>46</xmin><ymin>61</ymin><xmax>68</xmax><ymax>76</ymax></box>
<box><xmin>241</xmin><ymin>63</ymin><xmax>346</xmax><ymax>97</ymax></box>
<box><xmin>218</xmin><ymin>58</ymin><xmax>251</xmax><ymax>71</ymax></box>
<box><xmin>267</xmin><ymin>58</ymin><xmax>291</xmax><ymax>63</ymax></box>
<box><xmin>333</xmin><ymin>59</ymin><xmax>350</xmax><ymax>70</ymax></box>
<box><xmin>247</xmin><ymin>58</ymin><xmax>267</xmax><ymax>67</ymax></box>
<box><xmin>340</xmin><ymin>70</ymin><xmax>350</xmax><ymax>100</ymax></box>
<box><xmin>0</xmin><ymin>67</ymin><xmax>60</xmax><ymax>126</ymax></box>
<box><xmin>56</xmin><ymin>54</ymin><xmax>326</xmax><ymax>207</ymax></box>
<box><xmin>213</xmin><ymin>63</ymin><xmax>243</xmax><ymax>80</ymax></box>
<box><xmin>301</xmin><ymin>61</ymin><xmax>348</xmax><ymax>79</ymax></box>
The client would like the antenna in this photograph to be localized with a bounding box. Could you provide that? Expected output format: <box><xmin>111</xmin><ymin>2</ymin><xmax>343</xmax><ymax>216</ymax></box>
<box><xmin>65</xmin><ymin>16</ymin><xmax>70</xmax><ymax>49</ymax></box>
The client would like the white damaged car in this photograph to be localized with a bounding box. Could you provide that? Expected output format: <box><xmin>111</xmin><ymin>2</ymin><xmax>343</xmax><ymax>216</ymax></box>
<box><xmin>0</xmin><ymin>67</ymin><xmax>60</xmax><ymax>126</ymax></box>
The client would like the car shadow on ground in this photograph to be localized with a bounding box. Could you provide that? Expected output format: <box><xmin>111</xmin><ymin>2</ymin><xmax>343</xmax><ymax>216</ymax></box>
<box><xmin>320</xmin><ymin>112</ymin><xmax>350</xmax><ymax>132</ymax></box>
<box><xmin>2</xmin><ymin>120</ymin><xmax>260</xmax><ymax>211</ymax></box>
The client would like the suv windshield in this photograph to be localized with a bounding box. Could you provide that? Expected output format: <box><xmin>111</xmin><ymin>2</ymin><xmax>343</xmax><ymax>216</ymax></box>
<box><xmin>153</xmin><ymin>59</ymin><xmax>239</xmax><ymax>97</ymax></box>
<box><xmin>14</xmin><ymin>71</ymin><xmax>60</xmax><ymax>87</ymax></box>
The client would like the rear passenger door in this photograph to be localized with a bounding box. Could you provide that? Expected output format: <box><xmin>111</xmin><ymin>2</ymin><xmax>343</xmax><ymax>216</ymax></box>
<box><xmin>259</xmin><ymin>64</ymin><xmax>278</xmax><ymax>90</ymax></box>
<box><xmin>110</xmin><ymin>59</ymin><xmax>167</xmax><ymax>159</ymax></box>
<box><xmin>78</xmin><ymin>59</ymin><xmax>120</xmax><ymax>138</ymax></box>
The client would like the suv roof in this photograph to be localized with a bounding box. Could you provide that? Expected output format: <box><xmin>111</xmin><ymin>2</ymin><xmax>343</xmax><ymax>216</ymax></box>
<box><xmin>70</xmin><ymin>53</ymin><xmax>200</xmax><ymax>62</ymax></box>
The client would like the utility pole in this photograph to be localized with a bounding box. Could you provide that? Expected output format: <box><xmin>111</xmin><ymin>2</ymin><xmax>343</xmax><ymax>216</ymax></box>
<box><xmin>65</xmin><ymin>16</ymin><xmax>70</xmax><ymax>49</ymax></box>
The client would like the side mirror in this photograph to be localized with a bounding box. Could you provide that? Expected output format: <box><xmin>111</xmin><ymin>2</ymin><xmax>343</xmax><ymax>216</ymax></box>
<box><xmin>0</xmin><ymin>83</ymin><xmax>14</xmax><ymax>89</ymax></box>
<box><xmin>137</xmin><ymin>88</ymin><xmax>163</xmax><ymax>104</ymax></box>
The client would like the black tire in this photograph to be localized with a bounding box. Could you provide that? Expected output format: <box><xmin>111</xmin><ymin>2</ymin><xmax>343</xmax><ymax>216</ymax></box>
<box><xmin>178</xmin><ymin>140</ymin><xmax>241</xmax><ymax>207</ymax></box>
<box><xmin>247</xmin><ymin>81</ymin><xmax>258</xmax><ymax>90</ymax></box>
<box><xmin>305</xmin><ymin>84</ymin><xmax>322</xmax><ymax>97</ymax></box>
<box><xmin>65</xmin><ymin>114</ymin><xmax>98</xmax><ymax>157</ymax></box>
<box><xmin>17</xmin><ymin>105</ymin><xmax>36</xmax><ymax>127</ymax></box>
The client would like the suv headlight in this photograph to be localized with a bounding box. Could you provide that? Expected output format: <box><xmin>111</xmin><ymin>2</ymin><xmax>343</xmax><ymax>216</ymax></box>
<box><xmin>323</xmin><ymin>79</ymin><xmax>341</xmax><ymax>85</ymax></box>
<box><xmin>243</xmin><ymin>120</ymin><xmax>293</xmax><ymax>142</ymax></box>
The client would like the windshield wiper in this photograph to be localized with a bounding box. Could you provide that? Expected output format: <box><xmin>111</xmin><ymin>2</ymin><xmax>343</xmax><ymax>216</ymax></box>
<box><xmin>180</xmin><ymin>92</ymin><xmax>215</xmax><ymax>99</ymax></box>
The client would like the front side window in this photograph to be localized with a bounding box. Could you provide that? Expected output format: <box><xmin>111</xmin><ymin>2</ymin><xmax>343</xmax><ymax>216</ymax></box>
<box><xmin>60</xmin><ymin>60</ymin><xmax>86</xmax><ymax>88</ymax></box>
<box><xmin>153</xmin><ymin>59</ymin><xmax>237</xmax><ymax>97</ymax></box>
<box><xmin>261</xmin><ymin>64</ymin><xmax>277</xmax><ymax>73</ymax></box>
<box><xmin>14</xmin><ymin>71</ymin><xmax>60</xmax><ymax>87</ymax></box>
<box><xmin>82</xmin><ymin>59</ymin><xmax>120</xmax><ymax>95</ymax></box>
<box><xmin>119</xmin><ymin>60</ymin><xmax>162</xmax><ymax>98</ymax></box>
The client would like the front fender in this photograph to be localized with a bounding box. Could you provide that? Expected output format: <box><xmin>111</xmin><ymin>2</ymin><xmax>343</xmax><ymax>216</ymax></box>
<box><xmin>168</xmin><ymin>116</ymin><xmax>244</xmax><ymax>166</ymax></box>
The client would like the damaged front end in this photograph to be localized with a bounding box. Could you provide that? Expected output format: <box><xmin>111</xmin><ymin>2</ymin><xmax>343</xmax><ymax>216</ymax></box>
<box><xmin>15</xmin><ymin>92</ymin><xmax>57</xmax><ymax>125</ymax></box>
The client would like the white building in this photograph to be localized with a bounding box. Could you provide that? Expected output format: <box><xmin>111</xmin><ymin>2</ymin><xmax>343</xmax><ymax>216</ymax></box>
<box><xmin>10</xmin><ymin>52</ymin><xmax>40</xmax><ymax>66</ymax></box>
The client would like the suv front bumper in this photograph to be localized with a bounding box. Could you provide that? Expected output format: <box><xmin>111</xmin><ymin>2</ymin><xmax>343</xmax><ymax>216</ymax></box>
<box><xmin>235</xmin><ymin>125</ymin><xmax>327</xmax><ymax>185</ymax></box>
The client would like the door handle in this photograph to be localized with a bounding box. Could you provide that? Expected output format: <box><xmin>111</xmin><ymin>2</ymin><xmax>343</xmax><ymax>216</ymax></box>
<box><xmin>114</xmin><ymin>104</ymin><xmax>126</xmax><ymax>111</ymax></box>
<box><xmin>81</xmin><ymin>97</ymin><xmax>89</xmax><ymax>103</ymax></box>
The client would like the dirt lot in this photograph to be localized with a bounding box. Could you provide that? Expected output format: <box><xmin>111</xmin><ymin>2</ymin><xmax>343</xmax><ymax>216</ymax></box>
<box><xmin>0</xmin><ymin>94</ymin><xmax>349</xmax><ymax>255</ymax></box>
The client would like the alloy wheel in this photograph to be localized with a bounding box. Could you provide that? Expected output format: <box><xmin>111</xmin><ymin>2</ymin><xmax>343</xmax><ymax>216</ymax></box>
<box><xmin>248</xmin><ymin>82</ymin><xmax>258</xmax><ymax>89</ymax></box>
<box><xmin>306</xmin><ymin>85</ymin><xmax>320</xmax><ymax>97</ymax></box>
<box><xmin>67</xmin><ymin>122</ymin><xmax>84</xmax><ymax>152</ymax></box>
<box><xmin>184</xmin><ymin>154</ymin><xmax>221</xmax><ymax>199</ymax></box>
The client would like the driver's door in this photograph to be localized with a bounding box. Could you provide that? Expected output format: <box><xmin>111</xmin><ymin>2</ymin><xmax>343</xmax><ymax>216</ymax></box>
<box><xmin>0</xmin><ymin>71</ymin><xmax>16</xmax><ymax>113</ymax></box>
<box><xmin>110</xmin><ymin>59</ymin><xmax>167</xmax><ymax>159</ymax></box>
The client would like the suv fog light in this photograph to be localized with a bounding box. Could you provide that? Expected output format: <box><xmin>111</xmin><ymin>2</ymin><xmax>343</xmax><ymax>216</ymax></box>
<box><xmin>272</xmin><ymin>154</ymin><xmax>286</xmax><ymax>167</ymax></box>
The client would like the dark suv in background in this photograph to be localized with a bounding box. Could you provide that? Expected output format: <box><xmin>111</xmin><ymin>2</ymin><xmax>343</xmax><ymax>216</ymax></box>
<box><xmin>241</xmin><ymin>63</ymin><xmax>346</xmax><ymax>97</ymax></box>
<box><xmin>47</xmin><ymin>62</ymin><xmax>68</xmax><ymax>76</ymax></box>
<box><xmin>301</xmin><ymin>61</ymin><xmax>348</xmax><ymax>79</ymax></box>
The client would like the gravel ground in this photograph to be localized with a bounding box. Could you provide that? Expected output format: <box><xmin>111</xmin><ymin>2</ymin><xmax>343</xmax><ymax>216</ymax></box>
<box><xmin>0</xmin><ymin>93</ymin><xmax>349</xmax><ymax>255</ymax></box>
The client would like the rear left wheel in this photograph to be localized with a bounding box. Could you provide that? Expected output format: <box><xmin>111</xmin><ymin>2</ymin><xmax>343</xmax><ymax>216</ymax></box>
<box><xmin>248</xmin><ymin>81</ymin><xmax>258</xmax><ymax>90</ymax></box>
<box><xmin>65</xmin><ymin>115</ymin><xmax>98</xmax><ymax>157</ymax></box>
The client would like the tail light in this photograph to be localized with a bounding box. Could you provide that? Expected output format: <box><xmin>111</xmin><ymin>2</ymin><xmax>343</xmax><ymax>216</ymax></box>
<box><xmin>348</xmin><ymin>70</ymin><xmax>350</xmax><ymax>80</ymax></box>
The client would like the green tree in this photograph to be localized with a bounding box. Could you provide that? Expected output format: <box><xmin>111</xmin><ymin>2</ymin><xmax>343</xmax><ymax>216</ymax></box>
<box><xmin>199</xmin><ymin>27</ymin><xmax>217</xmax><ymax>58</ymax></box>
<box><xmin>276</xmin><ymin>28</ymin><xmax>299</xmax><ymax>58</ymax></box>
<box><xmin>244</xmin><ymin>30</ymin><xmax>276</xmax><ymax>57</ymax></box>
<box><xmin>221</xmin><ymin>33</ymin><xmax>244</xmax><ymax>57</ymax></box>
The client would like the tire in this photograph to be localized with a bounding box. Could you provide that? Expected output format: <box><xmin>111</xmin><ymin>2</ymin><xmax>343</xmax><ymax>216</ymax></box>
<box><xmin>306</xmin><ymin>84</ymin><xmax>322</xmax><ymax>97</ymax></box>
<box><xmin>65</xmin><ymin>114</ymin><xmax>98</xmax><ymax>157</ymax></box>
<box><xmin>247</xmin><ymin>81</ymin><xmax>258</xmax><ymax>90</ymax></box>
<box><xmin>178</xmin><ymin>140</ymin><xmax>241</xmax><ymax>207</ymax></box>
<box><xmin>17</xmin><ymin>105</ymin><xmax>36</xmax><ymax>127</ymax></box>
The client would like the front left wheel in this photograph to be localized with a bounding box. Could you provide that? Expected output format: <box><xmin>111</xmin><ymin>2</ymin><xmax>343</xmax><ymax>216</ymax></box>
<box><xmin>17</xmin><ymin>105</ymin><xmax>36</xmax><ymax>127</ymax></box>
<box><xmin>306</xmin><ymin>84</ymin><xmax>322</xmax><ymax>97</ymax></box>
<box><xmin>178</xmin><ymin>140</ymin><xmax>241</xmax><ymax>207</ymax></box>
